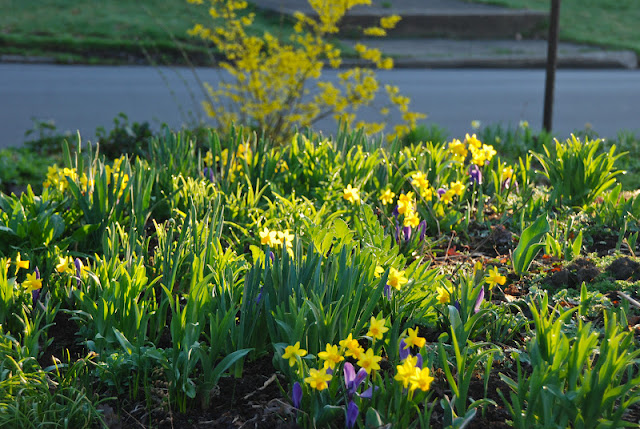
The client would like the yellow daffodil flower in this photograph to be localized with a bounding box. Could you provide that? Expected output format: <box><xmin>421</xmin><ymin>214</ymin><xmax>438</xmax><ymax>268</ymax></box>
<box><xmin>282</xmin><ymin>342</ymin><xmax>307</xmax><ymax>367</ymax></box>
<box><xmin>357</xmin><ymin>348</ymin><xmax>382</xmax><ymax>374</ymax></box>
<box><xmin>379</xmin><ymin>189</ymin><xmax>395</xmax><ymax>205</ymax></box>
<box><xmin>14</xmin><ymin>252</ymin><xmax>29</xmax><ymax>275</ymax></box>
<box><xmin>203</xmin><ymin>151</ymin><xmax>214</xmax><ymax>166</ymax></box>
<box><xmin>397</xmin><ymin>192</ymin><xmax>414</xmax><ymax>215</ymax></box>
<box><xmin>450</xmin><ymin>181</ymin><xmax>465</xmax><ymax>197</ymax></box>
<box><xmin>436</xmin><ymin>286</ymin><xmax>450</xmax><ymax>304</ymax></box>
<box><xmin>449</xmin><ymin>139</ymin><xmax>468</xmax><ymax>163</ymax></box>
<box><xmin>502</xmin><ymin>165</ymin><xmax>514</xmax><ymax>180</ymax></box>
<box><xmin>411</xmin><ymin>172</ymin><xmax>430</xmax><ymax>191</ymax></box>
<box><xmin>340</xmin><ymin>333</ymin><xmax>364</xmax><ymax>359</ymax></box>
<box><xmin>464</xmin><ymin>133</ymin><xmax>482</xmax><ymax>149</ymax></box>
<box><xmin>304</xmin><ymin>367</ymin><xmax>332</xmax><ymax>391</ymax></box>
<box><xmin>374</xmin><ymin>265</ymin><xmax>384</xmax><ymax>278</ymax></box>
<box><xmin>367</xmin><ymin>316</ymin><xmax>389</xmax><ymax>340</ymax></box>
<box><xmin>388</xmin><ymin>267</ymin><xmax>408</xmax><ymax>291</ymax></box>
<box><xmin>440</xmin><ymin>189</ymin><xmax>455</xmax><ymax>205</ymax></box>
<box><xmin>277</xmin><ymin>230</ymin><xmax>294</xmax><ymax>248</ymax></box>
<box><xmin>259</xmin><ymin>227</ymin><xmax>278</xmax><ymax>246</ymax></box>
<box><xmin>403</xmin><ymin>210</ymin><xmax>420</xmax><ymax>228</ymax></box>
<box><xmin>56</xmin><ymin>256</ymin><xmax>74</xmax><ymax>274</ymax></box>
<box><xmin>486</xmin><ymin>267</ymin><xmax>507</xmax><ymax>290</ymax></box>
<box><xmin>318</xmin><ymin>344</ymin><xmax>344</xmax><ymax>369</ymax></box>
<box><xmin>409</xmin><ymin>367</ymin><xmax>434</xmax><ymax>392</ymax></box>
<box><xmin>343</xmin><ymin>184</ymin><xmax>360</xmax><ymax>204</ymax></box>
<box><xmin>23</xmin><ymin>272</ymin><xmax>42</xmax><ymax>292</ymax></box>
<box><xmin>395</xmin><ymin>359</ymin><xmax>416</xmax><ymax>388</ymax></box>
<box><xmin>404</xmin><ymin>327</ymin><xmax>426</xmax><ymax>349</ymax></box>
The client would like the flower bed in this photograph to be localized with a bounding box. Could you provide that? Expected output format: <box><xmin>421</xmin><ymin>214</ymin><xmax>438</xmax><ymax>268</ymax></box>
<box><xmin>0</xmin><ymin>126</ymin><xmax>639</xmax><ymax>428</ymax></box>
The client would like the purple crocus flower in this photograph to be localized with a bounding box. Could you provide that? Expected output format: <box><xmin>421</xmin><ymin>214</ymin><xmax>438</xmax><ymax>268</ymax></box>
<box><xmin>416</xmin><ymin>353</ymin><xmax>423</xmax><ymax>369</ymax></box>
<box><xmin>437</xmin><ymin>188</ymin><xmax>446</xmax><ymax>197</ymax></box>
<box><xmin>502</xmin><ymin>178</ymin><xmax>519</xmax><ymax>193</ymax></box>
<box><xmin>454</xmin><ymin>300</ymin><xmax>461</xmax><ymax>312</ymax></box>
<box><xmin>418</xmin><ymin>220</ymin><xmax>427</xmax><ymax>242</ymax></box>
<box><xmin>292</xmin><ymin>382</ymin><xmax>302</xmax><ymax>409</ymax></box>
<box><xmin>474</xmin><ymin>286</ymin><xmax>485</xmax><ymax>314</ymax></box>
<box><xmin>399</xmin><ymin>339</ymin><xmax>410</xmax><ymax>360</ymax></box>
<box><xmin>255</xmin><ymin>286</ymin><xmax>264</xmax><ymax>305</ymax></box>
<box><xmin>469</xmin><ymin>164</ymin><xmax>483</xmax><ymax>185</ymax></box>
<box><xmin>344</xmin><ymin>362</ymin><xmax>368</xmax><ymax>397</ymax></box>
<box><xmin>346</xmin><ymin>400</ymin><xmax>359</xmax><ymax>429</ymax></box>
<box><xmin>383</xmin><ymin>284</ymin><xmax>391</xmax><ymax>301</ymax></box>
<box><xmin>32</xmin><ymin>266</ymin><xmax>41</xmax><ymax>305</ymax></box>
<box><xmin>74</xmin><ymin>258</ymin><xmax>83</xmax><ymax>287</ymax></box>
<box><xmin>203</xmin><ymin>167</ymin><xmax>214</xmax><ymax>183</ymax></box>
<box><xmin>402</xmin><ymin>226</ymin><xmax>412</xmax><ymax>242</ymax></box>
<box><xmin>392</xmin><ymin>205</ymin><xmax>399</xmax><ymax>218</ymax></box>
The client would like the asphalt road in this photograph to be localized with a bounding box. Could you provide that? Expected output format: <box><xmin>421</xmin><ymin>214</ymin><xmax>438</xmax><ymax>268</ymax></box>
<box><xmin>1</xmin><ymin>64</ymin><xmax>639</xmax><ymax>149</ymax></box>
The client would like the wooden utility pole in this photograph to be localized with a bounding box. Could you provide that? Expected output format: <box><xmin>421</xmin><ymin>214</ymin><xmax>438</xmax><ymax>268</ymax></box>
<box><xmin>543</xmin><ymin>0</ymin><xmax>561</xmax><ymax>133</ymax></box>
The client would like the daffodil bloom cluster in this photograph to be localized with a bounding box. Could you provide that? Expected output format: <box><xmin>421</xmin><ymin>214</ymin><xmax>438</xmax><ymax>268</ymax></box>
<box><xmin>448</xmin><ymin>133</ymin><xmax>499</xmax><ymax>167</ymax></box>
<box><xmin>7</xmin><ymin>253</ymin><xmax>40</xmax><ymax>291</ymax></box>
<box><xmin>394</xmin><ymin>329</ymin><xmax>433</xmax><ymax>394</ymax></box>
<box><xmin>44</xmin><ymin>157</ymin><xmax>128</xmax><ymax>198</ymax></box>
<box><xmin>187</xmin><ymin>0</ymin><xmax>423</xmax><ymax>141</ymax></box>
<box><xmin>43</xmin><ymin>165</ymin><xmax>78</xmax><ymax>193</ymax></box>
<box><xmin>259</xmin><ymin>226</ymin><xmax>294</xmax><ymax>257</ymax></box>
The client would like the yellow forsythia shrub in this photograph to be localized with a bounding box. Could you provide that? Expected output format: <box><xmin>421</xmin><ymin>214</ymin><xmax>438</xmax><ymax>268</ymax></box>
<box><xmin>187</xmin><ymin>0</ymin><xmax>425</xmax><ymax>141</ymax></box>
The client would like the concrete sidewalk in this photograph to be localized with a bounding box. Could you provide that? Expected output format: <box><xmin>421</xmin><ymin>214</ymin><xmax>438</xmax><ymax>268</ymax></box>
<box><xmin>252</xmin><ymin>0</ymin><xmax>638</xmax><ymax>69</ymax></box>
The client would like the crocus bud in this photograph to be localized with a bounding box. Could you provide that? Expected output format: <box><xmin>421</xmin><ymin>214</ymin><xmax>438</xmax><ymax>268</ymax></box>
<box><xmin>292</xmin><ymin>382</ymin><xmax>302</xmax><ymax>409</ymax></box>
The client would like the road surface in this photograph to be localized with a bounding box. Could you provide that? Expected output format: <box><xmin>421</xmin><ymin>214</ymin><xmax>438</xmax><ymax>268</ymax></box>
<box><xmin>1</xmin><ymin>64</ymin><xmax>639</xmax><ymax>149</ymax></box>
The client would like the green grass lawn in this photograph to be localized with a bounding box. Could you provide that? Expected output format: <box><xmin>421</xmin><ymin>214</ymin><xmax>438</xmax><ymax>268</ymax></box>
<box><xmin>0</xmin><ymin>0</ymin><xmax>292</xmax><ymax>64</ymax></box>
<box><xmin>465</xmin><ymin>0</ymin><xmax>640</xmax><ymax>55</ymax></box>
